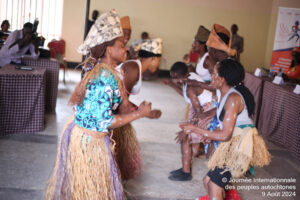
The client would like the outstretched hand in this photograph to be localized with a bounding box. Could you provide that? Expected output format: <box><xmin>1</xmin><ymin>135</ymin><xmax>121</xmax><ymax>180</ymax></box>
<box><xmin>179</xmin><ymin>122</ymin><xmax>202</xmax><ymax>135</ymax></box>
<box><xmin>147</xmin><ymin>109</ymin><xmax>162</xmax><ymax>119</ymax></box>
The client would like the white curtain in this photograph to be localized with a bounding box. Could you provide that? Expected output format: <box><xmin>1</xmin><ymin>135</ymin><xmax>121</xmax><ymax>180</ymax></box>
<box><xmin>0</xmin><ymin>0</ymin><xmax>63</xmax><ymax>42</ymax></box>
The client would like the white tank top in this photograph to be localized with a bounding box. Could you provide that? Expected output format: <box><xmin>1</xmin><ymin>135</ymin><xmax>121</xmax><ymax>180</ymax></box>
<box><xmin>182</xmin><ymin>83</ymin><xmax>213</xmax><ymax>106</ymax></box>
<box><xmin>195</xmin><ymin>52</ymin><xmax>210</xmax><ymax>82</ymax></box>
<box><xmin>116</xmin><ymin>59</ymin><xmax>142</xmax><ymax>95</ymax></box>
<box><xmin>217</xmin><ymin>88</ymin><xmax>253</xmax><ymax>129</ymax></box>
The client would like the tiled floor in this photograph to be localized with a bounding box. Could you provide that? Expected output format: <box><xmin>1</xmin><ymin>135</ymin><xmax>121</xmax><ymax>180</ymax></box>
<box><xmin>0</xmin><ymin>69</ymin><xmax>299</xmax><ymax>200</ymax></box>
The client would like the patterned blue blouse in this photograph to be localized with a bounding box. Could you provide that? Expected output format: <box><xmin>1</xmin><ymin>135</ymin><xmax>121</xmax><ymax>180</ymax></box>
<box><xmin>74</xmin><ymin>69</ymin><xmax>122</xmax><ymax>132</ymax></box>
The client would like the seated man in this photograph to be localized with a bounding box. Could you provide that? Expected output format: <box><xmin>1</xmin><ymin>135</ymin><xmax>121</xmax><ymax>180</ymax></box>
<box><xmin>0</xmin><ymin>22</ymin><xmax>39</xmax><ymax>67</ymax></box>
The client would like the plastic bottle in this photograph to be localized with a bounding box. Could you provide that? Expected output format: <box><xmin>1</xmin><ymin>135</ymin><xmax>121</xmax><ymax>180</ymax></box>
<box><xmin>269</xmin><ymin>66</ymin><xmax>274</xmax><ymax>78</ymax></box>
<box><xmin>278</xmin><ymin>68</ymin><xmax>282</xmax><ymax>77</ymax></box>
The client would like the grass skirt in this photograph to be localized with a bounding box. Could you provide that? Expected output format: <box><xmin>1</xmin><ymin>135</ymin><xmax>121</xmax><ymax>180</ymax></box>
<box><xmin>112</xmin><ymin>123</ymin><xmax>142</xmax><ymax>181</ymax></box>
<box><xmin>45</xmin><ymin>118</ymin><xmax>124</xmax><ymax>200</ymax></box>
<box><xmin>207</xmin><ymin>127</ymin><xmax>271</xmax><ymax>178</ymax></box>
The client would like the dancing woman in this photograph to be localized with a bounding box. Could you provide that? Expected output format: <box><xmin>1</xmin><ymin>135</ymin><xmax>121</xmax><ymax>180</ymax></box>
<box><xmin>45</xmin><ymin>10</ymin><xmax>152</xmax><ymax>200</ymax></box>
<box><xmin>181</xmin><ymin>59</ymin><xmax>271</xmax><ymax>200</ymax></box>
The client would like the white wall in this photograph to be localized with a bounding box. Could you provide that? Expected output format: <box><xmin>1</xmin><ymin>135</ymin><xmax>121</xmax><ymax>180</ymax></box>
<box><xmin>61</xmin><ymin>0</ymin><xmax>299</xmax><ymax>71</ymax></box>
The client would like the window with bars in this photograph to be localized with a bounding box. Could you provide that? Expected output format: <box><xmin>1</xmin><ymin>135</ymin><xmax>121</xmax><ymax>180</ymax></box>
<box><xmin>0</xmin><ymin>0</ymin><xmax>63</xmax><ymax>43</ymax></box>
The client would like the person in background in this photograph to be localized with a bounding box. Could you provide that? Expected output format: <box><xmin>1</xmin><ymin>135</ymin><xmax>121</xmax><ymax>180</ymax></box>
<box><xmin>0</xmin><ymin>20</ymin><xmax>10</xmax><ymax>40</ymax></box>
<box><xmin>120</xmin><ymin>16</ymin><xmax>131</xmax><ymax>46</ymax></box>
<box><xmin>183</xmin><ymin>25</ymin><xmax>210</xmax><ymax>71</ymax></box>
<box><xmin>141</xmin><ymin>31</ymin><xmax>149</xmax><ymax>40</ymax></box>
<box><xmin>0</xmin><ymin>20</ymin><xmax>10</xmax><ymax>32</ymax></box>
<box><xmin>0</xmin><ymin>22</ymin><xmax>39</xmax><ymax>67</ymax></box>
<box><xmin>231</xmin><ymin>24</ymin><xmax>244</xmax><ymax>61</ymax></box>
<box><xmin>81</xmin><ymin>10</ymin><xmax>100</xmax><ymax>78</ymax></box>
<box><xmin>183</xmin><ymin>53</ymin><xmax>195</xmax><ymax>73</ymax></box>
<box><xmin>86</xmin><ymin>10</ymin><xmax>99</xmax><ymax>36</ymax></box>
<box><xmin>194</xmin><ymin>26</ymin><xmax>210</xmax><ymax>60</ymax></box>
<box><xmin>120</xmin><ymin>16</ymin><xmax>133</xmax><ymax>60</ymax></box>
<box><xmin>183</xmin><ymin>24</ymin><xmax>237</xmax><ymax>91</ymax></box>
<box><xmin>188</xmin><ymin>50</ymin><xmax>199</xmax><ymax>67</ymax></box>
<box><xmin>130</xmin><ymin>31</ymin><xmax>150</xmax><ymax>58</ymax></box>
<box><xmin>190</xmin><ymin>25</ymin><xmax>211</xmax><ymax>81</ymax></box>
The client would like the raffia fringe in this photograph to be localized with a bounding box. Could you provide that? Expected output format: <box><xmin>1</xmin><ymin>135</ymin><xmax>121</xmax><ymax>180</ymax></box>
<box><xmin>45</xmin><ymin>121</ymin><xmax>116</xmax><ymax>200</ymax></box>
<box><xmin>45</xmin><ymin>117</ymin><xmax>74</xmax><ymax>200</ymax></box>
<box><xmin>251</xmin><ymin>134</ymin><xmax>271</xmax><ymax>167</ymax></box>
<box><xmin>70</xmin><ymin>126</ymin><xmax>114</xmax><ymax>200</ymax></box>
<box><xmin>207</xmin><ymin>130</ymin><xmax>271</xmax><ymax>178</ymax></box>
<box><xmin>112</xmin><ymin>123</ymin><xmax>142</xmax><ymax>181</ymax></box>
<box><xmin>184</xmin><ymin>104</ymin><xmax>191</xmax><ymax>121</ymax></box>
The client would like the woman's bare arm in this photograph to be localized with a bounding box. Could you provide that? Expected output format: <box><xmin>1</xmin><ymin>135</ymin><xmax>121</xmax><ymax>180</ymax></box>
<box><xmin>181</xmin><ymin>93</ymin><xmax>243</xmax><ymax>142</ymax></box>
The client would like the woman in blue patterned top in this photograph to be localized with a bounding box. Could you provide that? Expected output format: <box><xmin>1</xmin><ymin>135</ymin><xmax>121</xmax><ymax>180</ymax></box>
<box><xmin>46</xmin><ymin>10</ymin><xmax>151</xmax><ymax>200</ymax></box>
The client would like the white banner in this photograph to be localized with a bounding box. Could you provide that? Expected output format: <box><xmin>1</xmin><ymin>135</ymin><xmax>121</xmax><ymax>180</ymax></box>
<box><xmin>273</xmin><ymin>7</ymin><xmax>300</xmax><ymax>51</ymax></box>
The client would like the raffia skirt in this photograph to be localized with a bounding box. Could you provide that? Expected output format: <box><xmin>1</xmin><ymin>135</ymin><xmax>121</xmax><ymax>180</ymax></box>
<box><xmin>45</xmin><ymin>117</ymin><xmax>124</xmax><ymax>200</ymax></box>
<box><xmin>207</xmin><ymin>127</ymin><xmax>271</xmax><ymax>178</ymax></box>
<box><xmin>112</xmin><ymin>123</ymin><xmax>142</xmax><ymax>181</ymax></box>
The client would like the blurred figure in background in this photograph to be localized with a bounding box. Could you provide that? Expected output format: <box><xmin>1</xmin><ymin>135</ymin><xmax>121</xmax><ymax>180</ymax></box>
<box><xmin>121</xmin><ymin>16</ymin><xmax>131</xmax><ymax>46</ymax></box>
<box><xmin>0</xmin><ymin>20</ymin><xmax>10</xmax><ymax>42</ymax></box>
<box><xmin>231</xmin><ymin>24</ymin><xmax>244</xmax><ymax>61</ymax></box>
<box><xmin>86</xmin><ymin>10</ymin><xmax>99</xmax><ymax>37</ymax></box>
<box><xmin>0</xmin><ymin>22</ymin><xmax>39</xmax><ymax>67</ymax></box>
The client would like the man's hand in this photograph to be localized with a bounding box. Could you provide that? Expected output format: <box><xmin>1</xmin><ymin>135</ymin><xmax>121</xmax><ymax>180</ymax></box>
<box><xmin>18</xmin><ymin>33</ymin><xmax>33</xmax><ymax>49</ymax></box>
